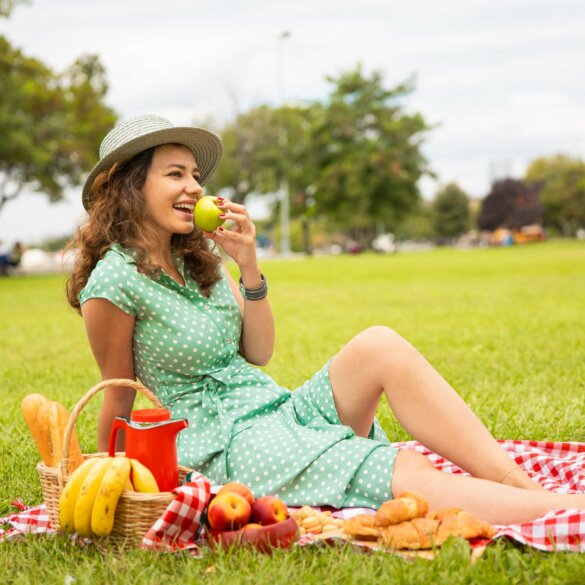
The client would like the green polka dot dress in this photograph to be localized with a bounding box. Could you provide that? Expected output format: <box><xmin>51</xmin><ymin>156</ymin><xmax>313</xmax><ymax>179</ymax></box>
<box><xmin>80</xmin><ymin>243</ymin><xmax>398</xmax><ymax>508</ymax></box>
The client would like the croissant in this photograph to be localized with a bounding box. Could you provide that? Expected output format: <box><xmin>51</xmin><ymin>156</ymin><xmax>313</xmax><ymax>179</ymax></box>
<box><xmin>342</xmin><ymin>514</ymin><xmax>383</xmax><ymax>541</ymax></box>
<box><xmin>382</xmin><ymin>510</ymin><xmax>496</xmax><ymax>550</ymax></box>
<box><xmin>433</xmin><ymin>510</ymin><xmax>496</xmax><ymax>545</ymax></box>
<box><xmin>383</xmin><ymin>517</ymin><xmax>440</xmax><ymax>549</ymax></box>
<box><xmin>375</xmin><ymin>492</ymin><xmax>428</xmax><ymax>526</ymax></box>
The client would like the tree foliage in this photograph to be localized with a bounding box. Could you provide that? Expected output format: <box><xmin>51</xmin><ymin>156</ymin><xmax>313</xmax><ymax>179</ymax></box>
<box><xmin>477</xmin><ymin>179</ymin><xmax>543</xmax><ymax>232</ymax></box>
<box><xmin>208</xmin><ymin>104</ymin><xmax>310</xmax><ymax>205</ymax></box>
<box><xmin>0</xmin><ymin>36</ymin><xmax>116</xmax><ymax>213</ymax></box>
<box><xmin>525</xmin><ymin>154</ymin><xmax>585</xmax><ymax>235</ymax></box>
<box><xmin>431</xmin><ymin>182</ymin><xmax>470</xmax><ymax>241</ymax></box>
<box><xmin>307</xmin><ymin>66</ymin><xmax>431</xmax><ymax>236</ymax></box>
<box><xmin>0</xmin><ymin>0</ymin><xmax>28</xmax><ymax>18</ymax></box>
<box><xmin>211</xmin><ymin>65</ymin><xmax>432</xmax><ymax>247</ymax></box>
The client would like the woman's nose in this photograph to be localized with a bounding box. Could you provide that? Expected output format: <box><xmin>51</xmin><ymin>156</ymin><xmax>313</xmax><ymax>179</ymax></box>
<box><xmin>187</xmin><ymin>177</ymin><xmax>203</xmax><ymax>195</ymax></box>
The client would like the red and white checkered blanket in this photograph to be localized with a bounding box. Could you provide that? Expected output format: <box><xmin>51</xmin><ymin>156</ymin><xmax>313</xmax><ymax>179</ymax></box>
<box><xmin>2</xmin><ymin>441</ymin><xmax>584</xmax><ymax>552</ymax></box>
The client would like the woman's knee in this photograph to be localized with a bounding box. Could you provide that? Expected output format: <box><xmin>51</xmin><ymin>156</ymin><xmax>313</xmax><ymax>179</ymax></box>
<box><xmin>391</xmin><ymin>449</ymin><xmax>436</xmax><ymax>497</ymax></box>
<box><xmin>352</xmin><ymin>326</ymin><xmax>415</xmax><ymax>366</ymax></box>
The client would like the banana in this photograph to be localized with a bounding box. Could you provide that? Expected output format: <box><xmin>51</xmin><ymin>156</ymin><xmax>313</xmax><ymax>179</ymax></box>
<box><xmin>124</xmin><ymin>477</ymin><xmax>134</xmax><ymax>491</ymax></box>
<box><xmin>59</xmin><ymin>457</ymin><xmax>100</xmax><ymax>533</ymax></box>
<box><xmin>73</xmin><ymin>457</ymin><xmax>114</xmax><ymax>537</ymax></box>
<box><xmin>130</xmin><ymin>458</ymin><xmax>159</xmax><ymax>493</ymax></box>
<box><xmin>91</xmin><ymin>456</ymin><xmax>131</xmax><ymax>537</ymax></box>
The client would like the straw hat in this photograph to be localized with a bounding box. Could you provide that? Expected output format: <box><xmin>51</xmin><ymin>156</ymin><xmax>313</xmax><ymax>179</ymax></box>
<box><xmin>82</xmin><ymin>114</ymin><xmax>223</xmax><ymax>210</ymax></box>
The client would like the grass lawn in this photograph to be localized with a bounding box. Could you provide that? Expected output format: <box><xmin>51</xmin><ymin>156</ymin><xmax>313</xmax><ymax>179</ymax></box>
<box><xmin>1</xmin><ymin>240</ymin><xmax>585</xmax><ymax>584</ymax></box>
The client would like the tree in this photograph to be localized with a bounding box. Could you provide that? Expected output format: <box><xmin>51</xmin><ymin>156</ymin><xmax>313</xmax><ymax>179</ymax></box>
<box><xmin>306</xmin><ymin>65</ymin><xmax>432</xmax><ymax>246</ymax></box>
<box><xmin>208</xmin><ymin>104</ymin><xmax>310</xmax><ymax>205</ymax></box>
<box><xmin>0</xmin><ymin>37</ymin><xmax>116</xmax><ymax>214</ymax></box>
<box><xmin>431</xmin><ymin>182</ymin><xmax>470</xmax><ymax>241</ymax></box>
<box><xmin>209</xmin><ymin>103</ymin><xmax>316</xmax><ymax>253</ymax></box>
<box><xmin>525</xmin><ymin>155</ymin><xmax>585</xmax><ymax>236</ymax></box>
<box><xmin>211</xmin><ymin>65</ymin><xmax>432</xmax><ymax>252</ymax></box>
<box><xmin>477</xmin><ymin>179</ymin><xmax>543</xmax><ymax>232</ymax></box>
<box><xmin>0</xmin><ymin>0</ymin><xmax>28</xmax><ymax>17</ymax></box>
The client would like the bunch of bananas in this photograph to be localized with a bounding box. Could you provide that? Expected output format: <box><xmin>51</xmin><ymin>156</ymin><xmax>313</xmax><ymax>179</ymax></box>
<box><xmin>59</xmin><ymin>456</ymin><xmax>159</xmax><ymax>538</ymax></box>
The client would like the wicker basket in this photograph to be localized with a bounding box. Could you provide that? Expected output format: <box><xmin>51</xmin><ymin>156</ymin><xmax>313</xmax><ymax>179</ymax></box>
<box><xmin>37</xmin><ymin>378</ymin><xmax>192</xmax><ymax>546</ymax></box>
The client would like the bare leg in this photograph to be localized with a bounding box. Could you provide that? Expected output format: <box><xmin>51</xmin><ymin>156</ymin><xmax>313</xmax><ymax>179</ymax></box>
<box><xmin>392</xmin><ymin>450</ymin><xmax>585</xmax><ymax>524</ymax></box>
<box><xmin>329</xmin><ymin>326</ymin><xmax>543</xmax><ymax>491</ymax></box>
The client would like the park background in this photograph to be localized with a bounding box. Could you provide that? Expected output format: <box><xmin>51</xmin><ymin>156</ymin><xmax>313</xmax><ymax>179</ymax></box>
<box><xmin>1</xmin><ymin>1</ymin><xmax>585</xmax><ymax>583</ymax></box>
<box><xmin>1</xmin><ymin>0</ymin><xmax>585</xmax><ymax>257</ymax></box>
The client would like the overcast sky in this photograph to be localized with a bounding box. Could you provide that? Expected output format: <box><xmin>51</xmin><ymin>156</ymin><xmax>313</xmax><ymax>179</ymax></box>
<box><xmin>1</xmin><ymin>0</ymin><xmax>585</xmax><ymax>245</ymax></box>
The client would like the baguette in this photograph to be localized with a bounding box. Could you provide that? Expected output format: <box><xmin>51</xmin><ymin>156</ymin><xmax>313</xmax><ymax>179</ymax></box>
<box><xmin>53</xmin><ymin>401</ymin><xmax>84</xmax><ymax>472</ymax></box>
<box><xmin>21</xmin><ymin>394</ymin><xmax>83</xmax><ymax>472</ymax></box>
<box><xmin>21</xmin><ymin>393</ymin><xmax>52</xmax><ymax>465</ymax></box>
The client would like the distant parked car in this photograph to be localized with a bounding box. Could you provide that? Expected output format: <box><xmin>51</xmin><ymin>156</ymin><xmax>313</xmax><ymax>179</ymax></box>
<box><xmin>372</xmin><ymin>233</ymin><xmax>397</xmax><ymax>254</ymax></box>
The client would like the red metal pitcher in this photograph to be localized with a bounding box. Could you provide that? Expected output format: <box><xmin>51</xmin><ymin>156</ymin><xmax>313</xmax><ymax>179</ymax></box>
<box><xmin>108</xmin><ymin>408</ymin><xmax>188</xmax><ymax>492</ymax></box>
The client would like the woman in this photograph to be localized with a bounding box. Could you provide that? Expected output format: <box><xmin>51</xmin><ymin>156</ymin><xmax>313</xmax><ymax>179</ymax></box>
<box><xmin>67</xmin><ymin>115</ymin><xmax>585</xmax><ymax>525</ymax></box>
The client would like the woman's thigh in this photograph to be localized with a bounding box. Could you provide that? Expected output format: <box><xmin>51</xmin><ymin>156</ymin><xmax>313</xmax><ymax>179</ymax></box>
<box><xmin>329</xmin><ymin>326</ymin><xmax>411</xmax><ymax>437</ymax></box>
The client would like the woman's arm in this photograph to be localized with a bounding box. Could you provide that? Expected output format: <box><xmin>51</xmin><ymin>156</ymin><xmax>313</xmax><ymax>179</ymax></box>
<box><xmin>224</xmin><ymin>266</ymin><xmax>275</xmax><ymax>366</ymax></box>
<box><xmin>204</xmin><ymin>198</ymin><xmax>275</xmax><ymax>366</ymax></box>
<box><xmin>81</xmin><ymin>298</ymin><xmax>136</xmax><ymax>452</ymax></box>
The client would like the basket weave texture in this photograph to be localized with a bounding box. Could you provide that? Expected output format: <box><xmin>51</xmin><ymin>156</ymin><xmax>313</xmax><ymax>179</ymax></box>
<box><xmin>37</xmin><ymin>379</ymin><xmax>192</xmax><ymax>546</ymax></box>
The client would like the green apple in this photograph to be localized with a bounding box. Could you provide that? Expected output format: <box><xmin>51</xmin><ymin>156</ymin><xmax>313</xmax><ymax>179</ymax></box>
<box><xmin>194</xmin><ymin>196</ymin><xmax>225</xmax><ymax>232</ymax></box>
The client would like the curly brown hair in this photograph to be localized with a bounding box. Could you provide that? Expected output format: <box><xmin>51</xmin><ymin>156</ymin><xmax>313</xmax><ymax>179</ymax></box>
<box><xmin>66</xmin><ymin>146</ymin><xmax>222</xmax><ymax>313</ymax></box>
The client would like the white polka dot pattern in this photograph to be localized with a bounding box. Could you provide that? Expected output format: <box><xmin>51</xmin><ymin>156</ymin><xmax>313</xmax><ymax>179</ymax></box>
<box><xmin>79</xmin><ymin>243</ymin><xmax>399</xmax><ymax>508</ymax></box>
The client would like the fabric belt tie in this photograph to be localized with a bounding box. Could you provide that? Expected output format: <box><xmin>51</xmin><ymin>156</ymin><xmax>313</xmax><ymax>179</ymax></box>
<box><xmin>200</xmin><ymin>376</ymin><xmax>237</xmax><ymax>483</ymax></box>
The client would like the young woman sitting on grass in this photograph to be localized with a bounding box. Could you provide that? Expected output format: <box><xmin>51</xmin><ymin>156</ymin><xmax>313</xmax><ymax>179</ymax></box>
<box><xmin>66</xmin><ymin>115</ymin><xmax>585</xmax><ymax>526</ymax></box>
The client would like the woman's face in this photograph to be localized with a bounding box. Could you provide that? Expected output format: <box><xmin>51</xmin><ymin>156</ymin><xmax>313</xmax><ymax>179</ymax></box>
<box><xmin>142</xmin><ymin>144</ymin><xmax>203</xmax><ymax>242</ymax></box>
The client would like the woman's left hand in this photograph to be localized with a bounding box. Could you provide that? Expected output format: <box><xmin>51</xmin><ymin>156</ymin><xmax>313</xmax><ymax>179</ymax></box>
<box><xmin>202</xmin><ymin>198</ymin><xmax>257</xmax><ymax>269</ymax></box>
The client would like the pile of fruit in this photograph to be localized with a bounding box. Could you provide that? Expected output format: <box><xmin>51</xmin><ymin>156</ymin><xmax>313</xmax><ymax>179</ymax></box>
<box><xmin>207</xmin><ymin>482</ymin><xmax>289</xmax><ymax>532</ymax></box>
<box><xmin>59</xmin><ymin>456</ymin><xmax>159</xmax><ymax>537</ymax></box>
<box><xmin>205</xmin><ymin>482</ymin><xmax>300</xmax><ymax>550</ymax></box>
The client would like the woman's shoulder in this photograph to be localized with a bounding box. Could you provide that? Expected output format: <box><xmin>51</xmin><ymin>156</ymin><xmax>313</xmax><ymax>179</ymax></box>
<box><xmin>93</xmin><ymin>244</ymin><xmax>139</xmax><ymax>275</ymax></box>
<box><xmin>79</xmin><ymin>244</ymin><xmax>141</xmax><ymax>314</ymax></box>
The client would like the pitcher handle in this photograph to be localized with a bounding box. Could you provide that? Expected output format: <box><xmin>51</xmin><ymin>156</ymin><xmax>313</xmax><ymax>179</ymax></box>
<box><xmin>108</xmin><ymin>417</ymin><xmax>128</xmax><ymax>457</ymax></box>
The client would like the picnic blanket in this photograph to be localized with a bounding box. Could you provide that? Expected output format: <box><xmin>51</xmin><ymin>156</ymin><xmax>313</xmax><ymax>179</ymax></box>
<box><xmin>2</xmin><ymin>440</ymin><xmax>584</xmax><ymax>552</ymax></box>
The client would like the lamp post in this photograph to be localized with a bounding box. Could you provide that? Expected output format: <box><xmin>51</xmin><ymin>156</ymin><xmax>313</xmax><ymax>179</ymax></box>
<box><xmin>278</xmin><ymin>30</ymin><xmax>291</xmax><ymax>257</ymax></box>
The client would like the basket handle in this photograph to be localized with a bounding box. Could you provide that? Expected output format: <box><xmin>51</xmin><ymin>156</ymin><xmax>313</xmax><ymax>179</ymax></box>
<box><xmin>58</xmin><ymin>379</ymin><xmax>163</xmax><ymax>482</ymax></box>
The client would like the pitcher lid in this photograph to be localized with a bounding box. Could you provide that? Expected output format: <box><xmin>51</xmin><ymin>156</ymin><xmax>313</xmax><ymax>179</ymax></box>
<box><xmin>131</xmin><ymin>408</ymin><xmax>171</xmax><ymax>423</ymax></box>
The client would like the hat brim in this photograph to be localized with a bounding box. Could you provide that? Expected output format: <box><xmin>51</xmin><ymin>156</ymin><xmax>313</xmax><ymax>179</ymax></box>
<box><xmin>82</xmin><ymin>126</ymin><xmax>223</xmax><ymax>210</ymax></box>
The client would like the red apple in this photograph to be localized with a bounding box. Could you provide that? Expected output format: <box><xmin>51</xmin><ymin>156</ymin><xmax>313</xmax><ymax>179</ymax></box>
<box><xmin>207</xmin><ymin>492</ymin><xmax>251</xmax><ymax>531</ymax></box>
<box><xmin>251</xmin><ymin>495</ymin><xmax>289</xmax><ymax>526</ymax></box>
<box><xmin>217</xmin><ymin>481</ymin><xmax>255</xmax><ymax>506</ymax></box>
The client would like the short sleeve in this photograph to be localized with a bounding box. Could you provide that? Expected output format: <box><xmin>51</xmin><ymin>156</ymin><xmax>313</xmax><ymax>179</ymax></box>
<box><xmin>79</xmin><ymin>253</ymin><xmax>138</xmax><ymax>317</ymax></box>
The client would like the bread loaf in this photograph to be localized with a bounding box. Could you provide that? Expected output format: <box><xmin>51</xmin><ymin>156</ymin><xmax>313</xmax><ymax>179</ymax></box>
<box><xmin>21</xmin><ymin>394</ymin><xmax>83</xmax><ymax>472</ymax></box>
<box><xmin>21</xmin><ymin>394</ymin><xmax>52</xmax><ymax>466</ymax></box>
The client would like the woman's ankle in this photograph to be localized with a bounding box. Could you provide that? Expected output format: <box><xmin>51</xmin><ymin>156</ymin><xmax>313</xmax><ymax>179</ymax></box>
<box><xmin>501</xmin><ymin>467</ymin><xmax>546</xmax><ymax>491</ymax></box>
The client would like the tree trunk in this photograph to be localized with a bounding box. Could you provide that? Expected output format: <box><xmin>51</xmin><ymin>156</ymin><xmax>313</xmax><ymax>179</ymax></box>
<box><xmin>301</xmin><ymin>216</ymin><xmax>312</xmax><ymax>256</ymax></box>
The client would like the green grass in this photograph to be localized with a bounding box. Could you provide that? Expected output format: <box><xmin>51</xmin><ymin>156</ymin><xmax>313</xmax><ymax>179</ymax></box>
<box><xmin>2</xmin><ymin>240</ymin><xmax>585</xmax><ymax>584</ymax></box>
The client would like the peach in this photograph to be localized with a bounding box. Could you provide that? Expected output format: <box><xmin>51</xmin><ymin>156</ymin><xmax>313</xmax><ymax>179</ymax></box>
<box><xmin>207</xmin><ymin>492</ymin><xmax>251</xmax><ymax>531</ymax></box>
<box><xmin>251</xmin><ymin>495</ymin><xmax>289</xmax><ymax>526</ymax></box>
<box><xmin>242</xmin><ymin>523</ymin><xmax>263</xmax><ymax>531</ymax></box>
<box><xmin>217</xmin><ymin>481</ymin><xmax>255</xmax><ymax>506</ymax></box>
